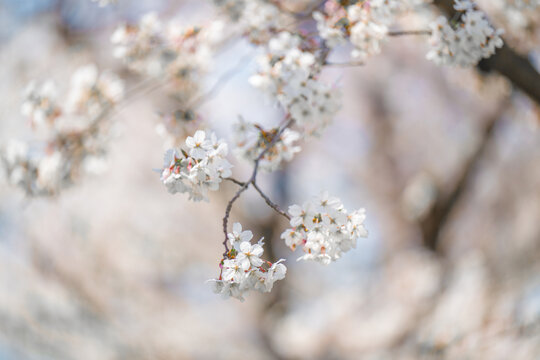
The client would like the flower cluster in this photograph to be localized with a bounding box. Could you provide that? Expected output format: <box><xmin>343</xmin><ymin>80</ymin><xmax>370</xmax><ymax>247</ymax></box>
<box><xmin>65</xmin><ymin>65</ymin><xmax>124</xmax><ymax>117</ymax></box>
<box><xmin>1</xmin><ymin>140</ymin><xmax>63</xmax><ymax>194</ymax></box>
<box><xmin>427</xmin><ymin>0</ymin><xmax>504</xmax><ymax>66</ymax></box>
<box><xmin>232</xmin><ymin>118</ymin><xmax>301</xmax><ymax>171</ymax></box>
<box><xmin>210</xmin><ymin>223</ymin><xmax>287</xmax><ymax>301</ymax></box>
<box><xmin>111</xmin><ymin>12</ymin><xmax>226</xmax><ymax>144</ymax></box>
<box><xmin>21</xmin><ymin>80</ymin><xmax>60</xmax><ymax>131</ymax></box>
<box><xmin>213</xmin><ymin>0</ymin><xmax>292</xmax><ymax>43</ymax></box>
<box><xmin>111</xmin><ymin>13</ymin><xmax>223</xmax><ymax>81</ymax></box>
<box><xmin>160</xmin><ymin>130</ymin><xmax>232</xmax><ymax>201</ymax></box>
<box><xmin>1</xmin><ymin>64</ymin><xmax>123</xmax><ymax>196</ymax></box>
<box><xmin>111</xmin><ymin>12</ymin><xmax>164</xmax><ymax>75</ymax></box>
<box><xmin>313</xmin><ymin>0</ymin><xmax>421</xmax><ymax>60</ymax></box>
<box><xmin>250</xmin><ymin>31</ymin><xmax>341</xmax><ymax>134</ymax></box>
<box><xmin>281</xmin><ymin>192</ymin><xmax>368</xmax><ymax>264</ymax></box>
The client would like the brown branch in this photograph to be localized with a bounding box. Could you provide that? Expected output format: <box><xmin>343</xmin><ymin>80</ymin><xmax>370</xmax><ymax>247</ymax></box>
<box><xmin>432</xmin><ymin>0</ymin><xmax>540</xmax><ymax>105</ymax></box>
<box><xmin>251</xmin><ymin>181</ymin><xmax>291</xmax><ymax>221</ymax></box>
<box><xmin>226</xmin><ymin>177</ymin><xmax>290</xmax><ymax>220</ymax></box>
<box><xmin>225</xmin><ymin>177</ymin><xmax>245</xmax><ymax>186</ymax></box>
<box><xmin>388</xmin><ymin>29</ymin><xmax>432</xmax><ymax>36</ymax></box>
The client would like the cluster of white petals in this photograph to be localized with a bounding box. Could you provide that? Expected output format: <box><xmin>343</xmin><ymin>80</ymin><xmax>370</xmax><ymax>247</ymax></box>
<box><xmin>111</xmin><ymin>12</ymin><xmax>218</xmax><ymax>79</ymax></box>
<box><xmin>111</xmin><ymin>12</ymin><xmax>164</xmax><ymax>75</ymax></box>
<box><xmin>65</xmin><ymin>65</ymin><xmax>124</xmax><ymax>117</ymax></box>
<box><xmin>347</xmin><ymin>2</ymin><xmax>392</xmax><ymax>60</ymax></box>
<box><xmin>314</xmin><ymin>0</ymin><xmax>420</xmax><ymax>60</ymax></box>
<box><xmin>111</xmin><ymin>12</ymin><xmax>226</xmax><ymax>144</ymax></box>
<box><xmin>232</xmin><ymin>118</ymin><xmax>301</xmax><ymax>171</ymax></box>
<box><xmin>213</xmin><ymin>0</ymin><xmax>292</xmax><ymax>42</ymax></box>
<box><xmin>1</xmin><ymin>140</ymin><xmax>64</xmax><ymax>194</ymax></box>
<box><xmin>427</xmin><ymin>0</ymin><xmax>504</xmax><ymax>66</ymax></box>
<box><xmin>250</xmin><ymin>32</ymin><xmax>341</xmax><ymax>135</ymax></box>
<box><xmin>210</xmin><ymin>223</ymin><xmax>287</xmax><ymax>301</ymax></box>
<box><xmin>281</xmin><ymin>192</ymin><xmax>368</xmax><ymax>264</ymax></box>
<box><xmin>160</xmin><ymin>130</ymin><xmax>232</xmax><ymax>201</ymax></box>
<box><xmin>21</xmin><ymin>80</ymin><xmax>59</xmax><ymax>130</ymax></box>
<box><xmin>1</xmin><ymin>64</ymin><xmax>123</xmax><ymax>196</ymax></box>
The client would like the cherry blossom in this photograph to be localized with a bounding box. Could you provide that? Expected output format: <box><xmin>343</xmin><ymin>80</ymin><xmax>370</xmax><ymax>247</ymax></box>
<box><xmin>210</xmin><ymin>223</ymin><xmax>287</xmax><ymax>301</ymax></box>
<box><xmin>160</xmin><ymin>130</ymin><xmax>232</xmax><ymax>202</ymax></box>
<box><xmin>281</xmin><ymin>192</ymin><xmax>368</xmax><ymax>264</ymax></box>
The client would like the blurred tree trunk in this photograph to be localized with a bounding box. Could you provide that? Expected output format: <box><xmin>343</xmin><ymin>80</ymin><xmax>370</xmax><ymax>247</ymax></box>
<box><xmin>420</xmin><ymin>99</ymin><xmax>509</xmax><ymax>253</ymax></box>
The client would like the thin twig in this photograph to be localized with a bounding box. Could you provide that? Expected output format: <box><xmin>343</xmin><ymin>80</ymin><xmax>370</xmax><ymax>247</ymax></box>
<box><xmin>225</xmin><ymin>177</ymin><xmax>245</xmax><ymax>186</ymax></box>
<box><xmin>226</xmin><ymin>177</ymin><xmax>290</xmax><ymax>220</ymax></box>
<box><xmin>190</xmin><ymin>52</ymin><xmax>254</xmax><ymax>108</ymax></box>
<box><xmin>388</xmin><ymin>29</ymin><xmax>432</xmax><ymax>37</ymax></box>
<box><xmin>251</xmin><ymin>181</ymin><xmax>291</xmax><ymax>221</ymax></box>
<box><xmin>114</xmin><ymin>77</ymin><xmax>168</xmax><ymax>114</ymax></box>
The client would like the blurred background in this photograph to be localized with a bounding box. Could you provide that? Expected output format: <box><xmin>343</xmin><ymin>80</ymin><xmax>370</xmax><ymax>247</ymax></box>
<box><xmin>0</xmin><ymin>0</ymin><xmax>539</xmax><ymax>359</ymax></box>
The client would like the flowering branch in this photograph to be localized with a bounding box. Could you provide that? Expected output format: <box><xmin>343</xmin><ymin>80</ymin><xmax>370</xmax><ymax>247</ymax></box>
<box><xmin>432</xmin><ymin>0</ymin><xmax>540</xmax><ymax>104</ymax></box>
<box><xmin>221</xmin><ymin>117</ymin><xmax>294</xmax><ymax>257</ymax></box>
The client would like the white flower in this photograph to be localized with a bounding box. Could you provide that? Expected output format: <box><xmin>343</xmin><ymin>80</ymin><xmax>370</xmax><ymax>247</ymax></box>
<box><xmin>111</xmin><ymin>12</ymin><xmax>164</xmax><ymax>74</ymax></box>
<box><xmin>37</xmin><ymin>152</ymin><xmax>64</xmax><ymax>192</ymax></box>
<box><xmin>427</xmin><ymin>2</ymin><xmax>503</xmax><ymax>67</ymax></box>
<box><xmin>227</xmin><ymin>222</ymin><xmax>253</xmax><ymax>248</ymax></box>
<box><xmin>232</xmin><ymin>118</ymin><xmax>302</xmax><ymax>171</ymax></box>
<box><xmin>210</xmin><ymin>223</ymin><xmax>287</xmax><ymax>301</ymax></box>
<box><xmin>249</xmin><ymin>31</ymin><xmax>342</xmax><ymax>138</ymax></box>
<box><xmin>66</xmin><ymin>64</ymin><xmax>124</xmax><ymax>116</ymax></box>
<box><xmin>313</xmin><ymin>11</ymin><xmax>347</xmax><ymax>48</ymax></box>
<box><xmin>281</xmin><ymin>192</ymin><xmax>368</xmax><ymax>264</ymax></box>
<box><xmin>236</xmin><ymin>240</ymin><xmax>264</xmax><ymax>270</ymax></box>
<box><xmin>214</xmin><ymin>0</ymin><xmax>292</xmax><ymax>43</ymax></box>
<box><xmin>350</xmin><ymin>21</ymin><xmax>388</xmax><ymax>60</ymax></box>
<box><xmin>222</xmin><ymin>259</ymin><xmax>244</xmax><ymax>283</ymax></box>
<box><xmin>160</xmin><ymin>130</ymin><xmax>232</xmax><ymax>202</ymax></box>
<box><xmin>21</xmin><ymin>80</ymin><xmax>60</xmax><ymax>129</ymax></box>
<box><xmin>185</xmin><ymin>130</ymin><xmax>211</xmax><ymax>159</ymax></box>
<box><xmin>315</xmin><ymin>191</ymin><xmax>342</xmax><ymax>213</ymax></box>
<box><xmin>256</xmin><ymin>260</ymin><xmax>287</xmax><ymax>292</ymax></box>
